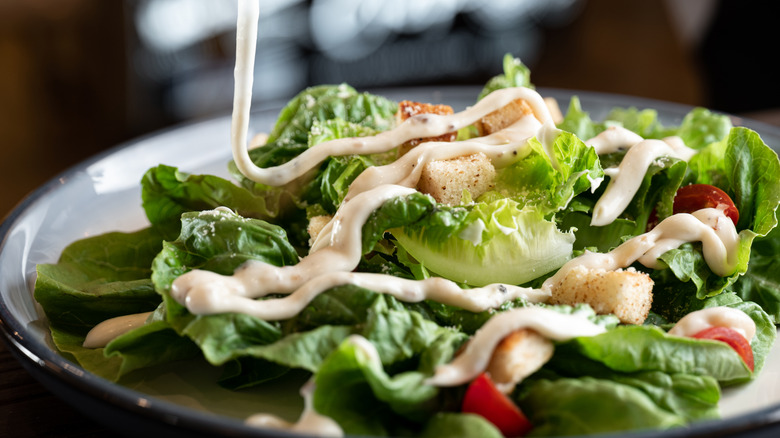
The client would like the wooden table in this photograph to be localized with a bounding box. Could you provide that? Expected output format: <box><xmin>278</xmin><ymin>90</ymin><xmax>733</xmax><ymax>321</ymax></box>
<box><xmin>0</xmin><ymin>339</ymin><xmax>109</xmax><ymax>436</ymax></box>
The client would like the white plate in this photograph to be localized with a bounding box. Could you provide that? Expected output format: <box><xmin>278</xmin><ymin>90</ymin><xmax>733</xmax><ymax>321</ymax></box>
<box><xmin>2</xmin><ymin>86</ymin><xmax>780</xmax><ymax>437</ymax></box>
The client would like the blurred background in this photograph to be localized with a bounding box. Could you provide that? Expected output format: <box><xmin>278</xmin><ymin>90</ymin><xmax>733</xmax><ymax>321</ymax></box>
<box><xmin>2</xmin><ymin>0</ymin><xmax>779</xmax><ymax>218</ymax></box>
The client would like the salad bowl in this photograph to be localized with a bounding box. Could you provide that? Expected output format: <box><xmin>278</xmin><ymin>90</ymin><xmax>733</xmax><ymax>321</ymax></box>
<box><xmin>2</xmin><ymin>86</ymin><xmax>780</xmax><ymax>437</ymax></box>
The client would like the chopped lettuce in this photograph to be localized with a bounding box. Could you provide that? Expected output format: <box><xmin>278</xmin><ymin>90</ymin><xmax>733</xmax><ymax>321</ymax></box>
<box><xmin>34</xmin><ymin>227</ymin><xmax>164</xmax><ymax>335</ymax></box>
<box><xmin>478</xmin><ymin>54</ymin><xmax>534</xmax><ymax>100</ymax></box>
<box><xmin>491</xmin><ymin>131</ymin><xmax>603</xmax><ymax>214</ymax></box>
<box><xmin>267</xmin><ymin>84</ymin><xmax>397</xmax><ymax>147</ymax></box>
<box><xmin>393</xmin><ymin>199</ymin><xmax>575</xmax><ymax>287</ymax></box>
<box><xmin>142</xmin><ymin>164</ymin><xmax>296</xmax><ymax>240</ymax></box>
<box><xmin>519</xmin><ymin>374</ymin><xmax>715</xmax><ymax>435</ymax></box>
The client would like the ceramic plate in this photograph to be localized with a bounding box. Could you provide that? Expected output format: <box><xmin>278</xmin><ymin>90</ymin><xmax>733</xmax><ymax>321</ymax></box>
<box><xmin>2</xmin><ymin>87</ymin><xmax>780</xmax><ymax>437</ymax></box>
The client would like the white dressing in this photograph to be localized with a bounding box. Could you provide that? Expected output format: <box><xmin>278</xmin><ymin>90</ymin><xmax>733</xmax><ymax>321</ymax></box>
<box><xmin>231</xmin><ymin>0</ymin><xmax>260</xmax><ymax>186</ymax></box>
<box><xmin>425</xmin><ymin>307</ymin><xmax>606</xmax><ymax>387</ymax></box>
<box><xmin>233</xmin><ymin>86</ymin><xmax>553</xmax><ymax>188</ymax></box>
<box><xmin>544</xmin><ymin>207</ymin><xmax>740</xmax><ymax>293</ymax></box>
<box><xmin>245</xmin><ymin>379</ymin><xmax>344</xmax><ymax>437</ymax></box>
<box><xmin>591</xmin><ymin>137</ymin><xmax>697</xmax><ymax>226</ymax></box>
<box><xmin>342</xmin><ymin>113</ymin><xmax>544</xmax><ymax>202</ymax></box>
<box><xmin>669</xmin><ymin>306</ymin><xmax>756</xmax><ymax>341</ymax></box>
<box><xmin>82</xmin><ymin>312</ymin><xmax>152</xmax><ymax>348</ymax></box>
<box><xmin>174</xmin><ymin>270</ymin><xmax>548</xmax><ymax>320</ymax></box>
<box><xmin>458</xmin><ymin>218</ymin><xmax>487</xmax><ymax>246</ymax></box>
<box><xmin>586</xmin><ymin>126</ymin><xmax>644</xmax><ymax>155</ymax></box>
<box><xmin>172</xmin><ymin>184</ymin><xmax>414</xmax><ymax>301</ymax></box>
<box><xmin>172</xmin><ymin>95</ymin><xmax>563</xmax><ymax>315</ymax></box>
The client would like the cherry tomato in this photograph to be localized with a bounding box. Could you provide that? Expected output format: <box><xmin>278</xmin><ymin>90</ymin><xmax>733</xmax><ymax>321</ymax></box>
<box><xmin>692</xmin><ymin>326</ymin><xmax>754</xmax><ymax>371</ymax></box>
<box><xmin>461</xmin><ymin>372</ymin><xmax>533</xmax><ymax>437</ymax></box>
<box><xmin>673</xmin><ymin>184</ymin><xmax>739</xmax><ymax>226</ymax></box>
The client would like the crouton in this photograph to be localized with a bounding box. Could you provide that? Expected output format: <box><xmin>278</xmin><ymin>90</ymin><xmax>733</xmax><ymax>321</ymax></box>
<box><xmin>396</xmin><ymin>100</ymin><xmax>457</xmax><ymax>156</ymax></box>
<box><xmin>416</xmin><ymin>152</ymin><xmax>496</xmax><ymax>206</ymax></box>
<box><xmin>547</xmin><ymin>266</ymin><xmax>653</xmax><ymax>325</ymax></box>
<box><xmin>486</xmin><ymin>328</ymin><xmax>554</xmax><ymax>394</ymax></box>
<box><xmin>475</xmin><ymin>98</ymin><xmax>535</xmax><ymax>136</ymax></box>
<box><xmin>307</xmin><ymin>215</ymin><xmax>333</xmax><ymax>247</ymax></box>
<box><xmin>544</xmin><ymin>97</ymin><xmax>564</xmax><ymax>125</ymax></box>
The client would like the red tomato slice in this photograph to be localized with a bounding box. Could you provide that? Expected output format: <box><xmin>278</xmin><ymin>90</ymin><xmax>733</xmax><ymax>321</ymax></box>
<box><xmin>461</xmin><ymin>373</ymin><xmax>533</xmax><ymax>437</ymax></box>
<box><xmin>673</xmin><ymin>184</ymin><xmax>739</xmax><ymax>226</ymax></box>
<box><xmin>692</xmin><ymin>326</ymin><xmax>754</xmax><ymax>371</ymax></box>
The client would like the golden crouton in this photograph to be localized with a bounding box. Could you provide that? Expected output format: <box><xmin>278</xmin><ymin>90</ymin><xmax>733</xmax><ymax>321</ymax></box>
<box><xmin>475</xmin><ymin>98</ymin><xmax>535</xmax><ymax>136</ymax></box>
<box><xmin>544</xmin><ymin>97</ymin><xmax>564</xmax><ymax>125</ymax></box>
<box><xmin>486</xmin><ymin>329</ymin><xmax>554</xmax><ymax>394</ymax></box>
<box><xmin>547</xmin><ymin>266</ymin><xmax>653</xmax><ymax>325</ymax></box>
<box><xmin>416</xmin><ymin>152</ymin><xmax>496</xmax><ymax>206</ymax></box>
<box><xmin>396</xmin><ymin>100</ymin><xmax>457</xmax><ymax>156</ymax></box>
<box><xmin>307</xmin><ymin>215</ymin><xmax>333</xmax><ymax>247</ymax></box>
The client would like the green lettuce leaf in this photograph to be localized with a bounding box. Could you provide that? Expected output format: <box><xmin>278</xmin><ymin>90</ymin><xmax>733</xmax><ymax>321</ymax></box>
<box><xmin>651</xmin><ymin>127</ymin><xmax>780</xmax><ymax>300</ymax></box>
<box><xmin>549</xmin><ymin>325</ymin><xmax>753</xmax><ymax>385</ymax></box>
<box><xmin>313</xmin><ymin>325</ymin><xmax>463</xmax><ymax>436</ymax></box>
<box><xmin>557</xmin><ymin>96</ymin><xmax>602</xmax><ymax>142</ymax></box>
<box><xmin>362</xmin><ymin>192</ymin><xmax>463</xmax><ymax>254</ymax></box>
<box><xmin>492</xmin><ymin>131</ymin><xmax>603</xmax><ymax>214</ymax></box>
<box><xmin>418</xmin><ymin>413</ymin><xmax>502</xmax><ymax>438</ymax></box>
<box><xmin>300</xmin><ymin>119</ymin><xmax>382</xmax><ymax>215</ymax></box>
<box><xmin>268</xmin><ymin>84</ymin><xmax>397</xmax><ymax>147</ymax></box>
<box><xmin>559</xmin><ymin>156</ymin><xmax>688</xmax><ymax>252</ymax></box>
<box><xmin>558</xmin><ymin>97</ymin><xmax>731</xmax><ymax>150</ymax></box>
<box><xmin>34</xmin><ymin>227</ymin><xmax>164</xmax><ymax>334</ymax></box>
<box><xmin>649</xmin><ymin>291</ymin><xmax>775</xmax><ymax>373</ymax></box>
<box><xmin>150</xmin><ymin>208</ymin><xmax>299</xmax><ymax>361</ymax></box>
<box><xmin>393</xmin><ymin>198</ymin><xmax>575</xmax><ymax>287</ymax></box>
<box><xmin>48</xmin><ymin>314</ymin><xmax>200</xmax><ymax>382</ymax></box>
<box><xmin>102</xmin><ymin>317</ymin><xmax>201</xmax><ymax>378</ymax></box>
<box><xmin>673</xmin><ymin>107</ymin><xmax>733</xmax><ymax>150</ymax></box>
<box><xmin>519</xmin><ymin>375</ymin><xmax>713</xmax><ymax>436</ymax></box>
<box><xmin>478</xmin><ymin>54</ymin><xmax>534</xmax><ymax>100</ymax></box>
<box><xmin>732</xmin><ymin>227</ymin><xmax>780</xmax><ymax>321</ymax></box>
<box><xmin>141</xmin><ymin>164</ymin><xmax>294</xmax><ymax>239</ymax></box>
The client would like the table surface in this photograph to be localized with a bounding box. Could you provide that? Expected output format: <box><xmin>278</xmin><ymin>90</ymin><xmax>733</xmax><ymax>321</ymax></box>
<box><xmin>3</xmin><ymin>109</ymin><xmax>780</xmax><ymax>437</ymax></box>
<box><xmin>0</xmin><ymin>340</ymin><xmax>109</xmax><ymax>437</ymax></box>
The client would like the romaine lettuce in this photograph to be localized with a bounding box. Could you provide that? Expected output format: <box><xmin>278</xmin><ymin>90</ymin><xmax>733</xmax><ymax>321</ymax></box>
<box><xmin>393</xmin><ymin>199</ymin><xmax>575</xmax><ymax>287</ymax></box>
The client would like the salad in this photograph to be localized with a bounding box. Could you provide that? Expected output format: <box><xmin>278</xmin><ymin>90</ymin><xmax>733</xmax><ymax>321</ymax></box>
<box><xmin>32</xmin><ymin>47</ymin><xmax>780</xmax><ymax>438</ymax></box>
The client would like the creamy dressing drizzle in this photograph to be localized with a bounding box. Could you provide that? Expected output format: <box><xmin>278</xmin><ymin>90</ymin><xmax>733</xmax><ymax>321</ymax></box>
<box><xmin>245</xmin><ymin>379</ymin><xmax>344</xmax><ymax>437</ymax></box>
<box><xmin>590</xmin><ymin>135</ymin><xmax>697</xmax><ymax>226</ymax></box>
<box><xmin>544</xmin><ymin>208</ymin><xmax>739</xmax><ymax>293</ymax></box>
<box><xmin>174</xmin><ymin>270</ymin><xmax>548</xmax><ymax>320</ymax></box>
<box><xmin>668</xmin><ymin>306</ymin><xmax>756</xmax><ymax>341</ymax></box>
<box><xmin>425</xmin><ymin>307</ymin><xmax>606</xmax><ymax>387</ymax></box>
<box><xmin>82</xmin><ymin>312</ymin><xmax>152</xmax><ymax>348</ymax></box>
<box><xmin>586</xmin><ymin>126</ymin><xmax>644</xmax><ymax>155</ymax></box>
<box><xmin>174</xmin><ymin>87</ymin><xmax>561</xmax><ymax>311</ymax></box>
<box><xmin>173</xmin><ymin>184</ymin><xmax>414</xmax><ymax>302</ymax></box>
<box><xmin>343</xmin><ymin>113</ymin><xmax>546</xmax><ymax>202</ymax></box>
<box><xmin>233</xmin><ymin>84</ymin><xmax>553</xmax><ymax>187</ymax></box>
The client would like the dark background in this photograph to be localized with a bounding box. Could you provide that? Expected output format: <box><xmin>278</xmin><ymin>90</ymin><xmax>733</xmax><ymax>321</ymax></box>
<box><xmin>1</xmin><ymin>0</ymin><xmax>779</xmax><ymax>218</ymax></box>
